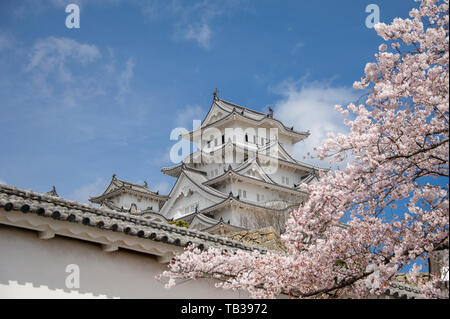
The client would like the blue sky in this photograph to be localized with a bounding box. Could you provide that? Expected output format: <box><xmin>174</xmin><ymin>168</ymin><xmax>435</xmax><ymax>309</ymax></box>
<box><xmin>0</xmin><ymin>0</ymin><xmax>416</xmax><ymax>203</ymax></box>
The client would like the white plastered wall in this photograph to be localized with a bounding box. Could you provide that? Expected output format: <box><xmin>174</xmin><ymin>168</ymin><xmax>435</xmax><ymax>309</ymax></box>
<box><xmin>0</xmin><ymin>224</ymin><xmax>244</xmax><ymax>299</ymax></box>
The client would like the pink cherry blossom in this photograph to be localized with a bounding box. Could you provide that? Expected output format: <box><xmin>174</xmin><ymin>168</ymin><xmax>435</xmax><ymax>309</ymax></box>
<box><xmin>159</xmin><ymin>0</ymin><xmax>449</xmax><ymax>299</ymax></box>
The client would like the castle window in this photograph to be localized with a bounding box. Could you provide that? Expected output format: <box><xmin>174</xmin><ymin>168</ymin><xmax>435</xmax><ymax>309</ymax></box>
<box><xmin>238</xmin><ymin>189</ymin><xmax>247</xmax><ymax>199</ymax></box>
<box><xmin>245</xmin><ymin>134</ymin><xmax>248</xmax><ymax>142</ymax></box>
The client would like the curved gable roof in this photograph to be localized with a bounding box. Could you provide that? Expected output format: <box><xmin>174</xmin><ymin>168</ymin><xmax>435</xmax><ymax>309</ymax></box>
<box><xmin>90</xmin><ymin>175</ymin><xmax>167</xmax><ymax>204</ymax></box>
<box><xmin>184</xmin><ymin>97</ymin><xmax>309</xmax><ymax>144</ymax></box>
<box><xmin>159</xmin><ymin>169</ymin><xmax>227</xmax><ymax>218</ymax></box>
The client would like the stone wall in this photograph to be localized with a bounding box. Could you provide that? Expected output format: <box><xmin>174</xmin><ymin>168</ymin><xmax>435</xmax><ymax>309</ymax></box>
<box><xmin>226</xmin><ymin>226</ymin><xmax>288</xmax><ymax>253</ymax></box>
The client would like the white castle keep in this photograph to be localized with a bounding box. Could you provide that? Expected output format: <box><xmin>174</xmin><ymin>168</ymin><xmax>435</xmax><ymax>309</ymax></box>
<box><xmin>90</xmin><ymin>92</ymin><xmax>323</xmax><ymax>235</ymax></box>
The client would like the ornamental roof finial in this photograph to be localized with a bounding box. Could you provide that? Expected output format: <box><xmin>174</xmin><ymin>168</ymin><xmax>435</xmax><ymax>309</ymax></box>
<box><xmin>268</xmin><ymin>106</ymin><xmax>274</xmax><ymax>118</ymax></box>
<box><xmin>112</xmin><ymin>174</ymin><xmax>116</xmax><ymax>180</ymax></box>
<box><xmin>45</xmin><ymin>185</ymin><xmax>59</xmax><ymax>197</ymax></box>
<box><xmin>213</xmin><ymin>88</ymin><xmax>219</xmax><ymax>100</ymax></box>
<box><xmin>143</xmin><ymin>180</ymin><xmax>148</xmax><ymax>188</ymax></box>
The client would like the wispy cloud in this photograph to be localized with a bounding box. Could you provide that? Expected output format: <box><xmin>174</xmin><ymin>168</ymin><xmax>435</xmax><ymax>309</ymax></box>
<box><xmin>22</xmin><ymin>37</ymin><xmax>109</xmax><ymax>115</ymax></box>
<box><xmin>67</xmin><ymin>178</ymin><xmax>108</xmax><ymax>204</ymax></box>
<box><xmin>273</xmin><ymin>78</ymin><xmax>360</xmax><ymax>166</ymax></box>
<box><xmin>184</xmin><ymin>23</ymin><xmax>212</xmax><ymax>49</ymax></box>
<box><xmin>0</xmin><ymin>34</ymin><xmax>156</xmax><ymax>146</ymax></box>
<box><xmin>171</xmin><ymin>0</ymin><xmax>226</xmax><ymax>49</ymax></box>
<box><xmin>141</xmin><ymin>0</ymin><xmax>248</xmax><ymax>49</ymax></box>
<box><xmin>10</xmin><ymin>1</ymin><xmax>247</xmax><ymax>49</ymax></box>
<box><xmin>116</xmin><ymin>58</ymin><xmax>135</xmax><ymax>102</ymax></box>
<box><xmin>27</xmin><ymin>36</ymin><xmax>101</xmax><ymax>82</ymax></box>
<box><xmin>291</xmin><ymin>42</ymin><xmax>305</xmax><ymax>55</ymax></box>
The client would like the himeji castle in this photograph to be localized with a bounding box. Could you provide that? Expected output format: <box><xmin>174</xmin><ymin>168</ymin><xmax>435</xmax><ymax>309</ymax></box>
<box><xmin>0</xmin><ymin>91</ymin><xmax>439</xmax><ymax>299</ymax></box>
<box><xmin>90</xmin><ymin>91</ymin><xmax>323</xmax><ymax>235</ymax></box>
<box><xmin>159</xmin><ymin>92</ymin><xmax>323</xmax><ymax>235</ymax></box>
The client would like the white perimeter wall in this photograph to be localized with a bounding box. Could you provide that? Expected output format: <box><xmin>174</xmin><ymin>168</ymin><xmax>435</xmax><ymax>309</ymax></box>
<box><xmin>0</xmin><ymin>225</ymin><xmax>245</xmax><ymax>299</ymax></box>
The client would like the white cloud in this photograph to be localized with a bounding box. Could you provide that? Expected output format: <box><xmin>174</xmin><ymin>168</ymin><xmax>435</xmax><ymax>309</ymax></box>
<box><xmin>27</xmin><ymin>36</ymin><xmax>101</xmax><ymax>82</ymax></box>
<box><xmin>173</xmin><ymin>0</ymin><xmax>233</xmax><ymax>49</ymax></box>
<box><xmin>142</xmin><ymin>0</ymin><xmax>247</xmax><ymax>49</ymax></box>
<box><xmin>0</xmin><ymin>33</ymin><xmax>151</xmax><ymax>146</ymax></box>
<box><xmin>116</xmin><ymin>58</ymin><xmax>135</xmax><ymax>102</ymax></box>
<box><xmin>67</xmin><ymin>178</ymin><xmax>108</xmax><ymax>204</ymax></box>
<box><xmin>11</xmin><ymin>1</ymin><xmax>244</xmax><ymax>49</ymax></box>
<box><xmin>21</xmin><ymin>37</ymin><xmax>108</xmax><ymax>114</ymax></box>
<box><xmin>273</xmin><ymin>79</ymin><xmax>360</xmax><ymax>166</ymax></box>
<box><xmin>184</xmin><ymin>23</ymin><xmax>212</xmax><ymax>49</ymax></box>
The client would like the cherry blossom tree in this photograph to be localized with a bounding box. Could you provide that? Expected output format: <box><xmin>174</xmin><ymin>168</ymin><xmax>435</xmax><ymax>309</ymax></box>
<box><xmin>159</xmin><ymin>0</ymin><xmax>449</xmax><ymax>298</ymax></box>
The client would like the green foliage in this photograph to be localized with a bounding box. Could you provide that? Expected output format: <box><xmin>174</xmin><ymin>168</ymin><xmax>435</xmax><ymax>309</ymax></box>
<box><xmin>168</xmin><ymin>220</ymin><xmax>190</xmax><ymax>229</ymax></box>
<box><xmin>335</xmin><ymin>260</ymin><xmax>347</xmax><ymax>268</ymax></box>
